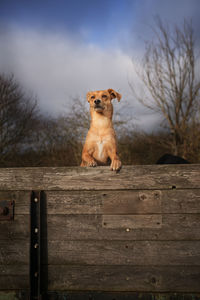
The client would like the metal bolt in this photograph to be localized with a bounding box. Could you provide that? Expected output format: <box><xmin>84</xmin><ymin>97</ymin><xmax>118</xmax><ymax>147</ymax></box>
<box><xmin>1</xmin><ymin>207</ymin><xmax>9</xmax><ymax>216</ymax></box>
<box><xmin>126</xmin><ymin>228</ymin><xmax>130</xmax><ymax>232</ymax></box>
<box><xmin>34</xmin><ymin>198</ymin><xmax>38</xmax><ymax>203</ymax></box>
<box><xmin>34</xmin><ymin>228</ymin><xmax>39</xmax><ymax>233</ymax></box>
<box><xmin>34</xmin><ymin>243</ymin><xmax>39</xmax><ymax>249</ymax></box>
<box><xmin>140</xmin><ymin>194</ymin><xmax>146</xmax><ymax>200</ymax></box>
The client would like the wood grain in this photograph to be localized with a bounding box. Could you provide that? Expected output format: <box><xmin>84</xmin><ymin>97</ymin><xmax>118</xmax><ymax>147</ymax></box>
<box><xmin>1</xmin><ymin>214</ymin><xmax>200</xmax><ymax>241</ymax></box>
<box><xmin>0</xmin><ymin>165</ymin><xmax>199</xmax><ymax>190</ymax></box>
<box><xmin>0</xmin><ymin>291</ymin><xmax>199</xmax><ymax>300</ymax></box>
<box><xmin>0</xmin><ymin>241</ymin><xmax>29</xmax><ymax>264</ymax></box>
<box><xmin>1</xmin><ymin>240</ymin><xmax>200</xmax><ymax>266</ymax></box>
<box><xmin>2</xmin><ymin>189</ymin><xmax>200</xmax><ymax>215</ymax></box>
<box><xmin>47</xmin><ymin>240</ymin><xmax>200</xmax><ymax>266</ymax></box>
<box><xmin>102</xmin><ymin>215</ymin><xmax>163</xmax><ymax>229</ymax></box>
<box><xmin>0</xmin><ymin>265</ymin><xmax>28</xmax><ymax>289</ymax></box>
<box><xmin>47</xmin><ymin>265</ymin><xmax>200</xmax><ymax>292</ymax></box>
<box><xmin>47</xmin><ymin>214</ymin><xmax>200</xmax><ymax>241</ymax></box>
<box><xmin>1</xmin><ymin>265</ymin><xmax>200</xmax><ymax>292</ymax></box>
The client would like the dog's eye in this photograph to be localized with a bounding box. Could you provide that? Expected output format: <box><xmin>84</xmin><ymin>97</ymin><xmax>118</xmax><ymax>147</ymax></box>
<box><xmin>91</xmin><ymin>95</ymin><xmax>95</xmax><ymax>100</ymax></box>
<box><xmin>102</xmin><ymin>95</ymin><xmax>107</xmax><ymax>99</ymax></box>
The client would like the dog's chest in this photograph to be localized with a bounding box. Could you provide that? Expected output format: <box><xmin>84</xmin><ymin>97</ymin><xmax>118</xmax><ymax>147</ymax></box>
<box><xmin>96</xmin><ymin>140</ymin><xmax>105</xmax><ymax>160</ymax></box>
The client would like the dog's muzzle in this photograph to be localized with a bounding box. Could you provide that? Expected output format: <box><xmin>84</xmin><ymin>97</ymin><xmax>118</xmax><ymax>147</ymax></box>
<box><xmin>94</xmin><ymin>105</ymin><xmax>104</xmax><ymax>112</ymax></box>
<box><xmin>94</xmin><ymin>99</ymin><xmax>104</xmax><ymax>111</ymax></box>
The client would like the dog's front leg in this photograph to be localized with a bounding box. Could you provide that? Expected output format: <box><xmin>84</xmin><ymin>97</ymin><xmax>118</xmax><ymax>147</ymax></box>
<box><xmin>81</xmin><ymin>149</ymin><xmax>97</xmax><ymax>167</ymax></box>
<box><xmin>108</xmin><ymin>149</ymin><xmax>122</xmax><ymax>171</ymax></box>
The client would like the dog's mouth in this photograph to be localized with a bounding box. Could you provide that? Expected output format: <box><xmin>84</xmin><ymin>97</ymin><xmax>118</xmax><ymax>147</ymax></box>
<box><xmin>94</xmin><ymin>105</ymin><xmax>104</xmax><ymax>112</ymax></box>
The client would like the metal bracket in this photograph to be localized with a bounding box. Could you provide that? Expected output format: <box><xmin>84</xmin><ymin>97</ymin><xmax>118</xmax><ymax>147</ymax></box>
<box><xmin>30</xmin><ymin>191</ymin><xmax>42</xmax><ymax>300</ymax></box>
<box><xmin>30</xmin><ymin>190</ymin><xmax>47</xmax><ymax>300</ymax></box>
<box><xmin>0</xmin><ymin>200</ymin><xmax>14</xmax><ymax>220</ymax></box>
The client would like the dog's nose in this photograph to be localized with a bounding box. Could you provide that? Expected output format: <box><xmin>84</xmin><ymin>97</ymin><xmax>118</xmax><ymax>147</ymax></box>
<box><xmin>94</xmin><ymin>99</ymin><xmax>101</xmax><ymax>105</ymax></box>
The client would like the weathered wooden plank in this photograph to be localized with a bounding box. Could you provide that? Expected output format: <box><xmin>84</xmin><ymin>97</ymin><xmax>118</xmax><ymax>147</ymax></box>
<box><xmin>1</xmin><ymin>265</ymin><xmax>200</xmax><ymax>292</ymax></box>
<box><xmin>1</xmin><ymin>214</ymin><xmax>200</xmax><ymax>241</ymax></box>
<box><xmin>102</xmin><ymin>215</ymin><xmax>162</xmax><ymax>229</ymax></box>
<box><xmin>6</xmin><ymin>189</ymin><xmax>200</xmax><ymax>215</ymax></box>
<box><xmin>0</xmin><ymin>165</ymin><xmax>200</xmax><ymax>190</ymax></box>
<box><xmin>47</xmin><ymin>240</ymin><xmax>200</xmax><ymax>266</ymax></box>
<box><xmin>0</xmin><ymin>265</ymin><xmax>28</xmax><ymax>289</ymax></box>
<box><xmin>0</xmin><ymin>292</ymin><xmax>29</xmax><ymax>300</ymax></box>
<box><xmin>1</xmin><ymin>240</ymin><xmax>200</xmax><ymax>266</ymax></box>
<box><xmin>103</xmin><ymin>190</ymin><xmax>200</xmax><ymax>215</ymax></box>
<box><xmin>0</xmin><ymin>241</ymin><xmax>28</xmax><ymax>264</ymax></box>
<box><xmin>103</xmin><ymin>190</ymin><xmax>162</xmax><ymax>214</ymax></box>
<box><xmin>46</xmin><ymin>189</ymin><xmax>200</xmax><ymax>214</ymax></box>
<box><xmin>46</xmin><ymin>291</ymin><xmax>200</xmax><ymax>300</ymax></box>
<box><xmin>46</xmin><ymin>214</ymin><xmax>200</xmax><ymax>241</ymax></box>
<box><xmin>46</xmin><ymin>190</ymin><xmax>162</xmax><ymax>215</ymax></box>
<box><xmin>0</xmin><ymin>215</ymin><xmax>29</xmax><ymax>240</ymax></box>
<box><xmin>14</xmin><ymin>190</ymin><xmax>104</xmax><ymax>215</ymax></box>
<box><xmin>47</xmin><ymin>265</ymin><xmax>200</xmax><ymax>292</ymax></box>
<box><xmin>0</xmin><ymin>290</ymin><xmax>200</xmax><ymax>300</ymax></box>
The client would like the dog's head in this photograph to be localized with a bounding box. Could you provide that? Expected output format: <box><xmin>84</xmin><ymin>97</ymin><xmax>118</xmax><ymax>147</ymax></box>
<box><xmin>86</xmin><ymin>89</ymin><xmax>121</xmax><ymax>115</ymax></box>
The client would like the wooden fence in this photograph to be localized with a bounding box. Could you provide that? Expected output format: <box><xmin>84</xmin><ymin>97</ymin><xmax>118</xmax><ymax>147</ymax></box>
<box><xmin>0</xmin><ymin>165</ymin><xmax>200</xmax><ymax>300</ymax></box>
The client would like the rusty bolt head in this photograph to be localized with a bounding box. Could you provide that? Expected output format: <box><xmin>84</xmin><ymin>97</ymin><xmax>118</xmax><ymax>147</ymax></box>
<box><xmin>2</xmin><ymin>207</ymin><xmax>9</xmax><ymax>216</ymax></box>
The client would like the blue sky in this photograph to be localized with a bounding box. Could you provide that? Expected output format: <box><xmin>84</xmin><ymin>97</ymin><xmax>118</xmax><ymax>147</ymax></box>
<box><xmin>1</xmin><ymin>0</ymin><xmax>199</xmax><ymax>48</ymax></box>
<box><xmin>0</xmin><ymin>0</ymin><xmax>199</xmax><ymax>130</ymax></box>
<box><xmin>0</xmin><ymin>0</ymin><xmax>135</xmax><ymax>46</ymax></box>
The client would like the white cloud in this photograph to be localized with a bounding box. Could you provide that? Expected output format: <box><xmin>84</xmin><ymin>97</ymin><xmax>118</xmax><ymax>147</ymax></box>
<box><xmin>0</xmin><ymin>0</ymin><xmax>199</xmax><ymax>133</ymax></box>
<box><xmin>0</xmin><ymin>25</ymin><xmax>161</xmax><ymax>131</ymax></box>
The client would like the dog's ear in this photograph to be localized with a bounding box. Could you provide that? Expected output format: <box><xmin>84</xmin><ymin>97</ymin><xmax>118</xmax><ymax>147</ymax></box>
<box><xmin>108</xmin><ymin>89</ymin><xmax>121</xmax><ymax>102</ymax></box>
<box><xmin>86</xmin><ymin>91</ymin><xmax>92</xmax><ymax>103</ymax></box>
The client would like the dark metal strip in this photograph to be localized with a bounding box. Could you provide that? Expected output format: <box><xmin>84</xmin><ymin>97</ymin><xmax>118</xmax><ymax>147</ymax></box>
<box><xmin>30</xmin><ymin>191</ymin><xmax>41</xmax><ymax>300</ymax></box>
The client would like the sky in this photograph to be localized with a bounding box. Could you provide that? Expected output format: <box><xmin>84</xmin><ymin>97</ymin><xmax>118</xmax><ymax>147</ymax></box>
<box><xmin>0</xmin><ymin>0</ymin><xmax>200</xmax><ymax>131</ymax></box>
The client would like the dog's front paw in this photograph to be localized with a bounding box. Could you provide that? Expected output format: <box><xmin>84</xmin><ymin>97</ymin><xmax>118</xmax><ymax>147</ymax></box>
<box><xmin>82</xmin><ymin>159</ymin><xmax>97</xmax><ymax>167</ymax></box>
<box><xmin>110</xmin><ymin>159</ymin><xmax>122</xmax><ymax>171</ymax></box>
<box><xmin>88</xmin><ymin>160</ymin><xmax>97</xmax><ymax>167</ymax></box>
<box><xmin>81</xmin><ymin>157</ymin><xmax>97</xmax><ymax>167</ymax></box>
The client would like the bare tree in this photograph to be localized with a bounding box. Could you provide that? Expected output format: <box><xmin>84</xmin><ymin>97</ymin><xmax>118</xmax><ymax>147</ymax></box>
<box><xmin>131</xmin><ymin>18</ymin><xmax>200</xmax><ymax>156</ymax></box>
<box><xmin>0</xmin><ymin>74</ymin><xmax>38</xmax><ymax>164</ymax></box>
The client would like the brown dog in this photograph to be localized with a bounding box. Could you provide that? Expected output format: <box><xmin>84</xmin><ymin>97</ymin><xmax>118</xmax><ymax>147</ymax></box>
<box><xmin>81</xmin><ymin>89</ymin><xmax>122</xmax><ymax>171</ymax></box>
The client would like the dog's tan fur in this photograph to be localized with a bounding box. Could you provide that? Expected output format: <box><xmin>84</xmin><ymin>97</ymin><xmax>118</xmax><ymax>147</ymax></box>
<box><xmin>81</xmin><ymin>89</ymin><xmax>122</xmax><ymax>171</ymax></box>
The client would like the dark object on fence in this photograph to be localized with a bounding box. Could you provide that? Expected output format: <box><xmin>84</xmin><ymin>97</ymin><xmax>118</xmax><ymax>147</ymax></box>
<box><xmin>156</xmin><ymin>153</ymin><xmax>190</xmax><ymax>164</ymax></box>
<box><xmin>0</xmin><ymin>200</ymin><xmax>14</xmax><ymax>220</ymax></box>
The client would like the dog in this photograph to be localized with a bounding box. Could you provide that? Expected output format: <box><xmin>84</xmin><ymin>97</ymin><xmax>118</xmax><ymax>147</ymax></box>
<box><xmin>81</xmin><ymin>89</ymin><xmax>122</xmax><ymax>171</ymax></box>
<box><xmin>156</xmin><ymin>153</ymin><xmax>190</xmax><ymax>164</ymax></box>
